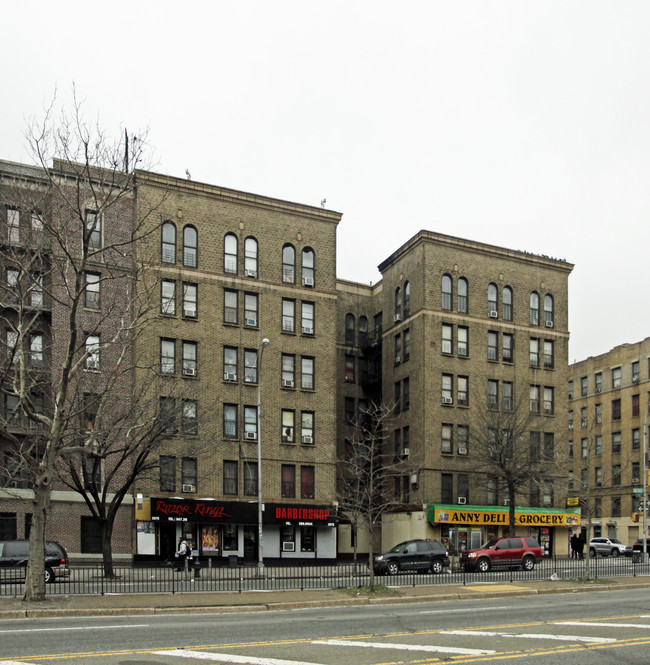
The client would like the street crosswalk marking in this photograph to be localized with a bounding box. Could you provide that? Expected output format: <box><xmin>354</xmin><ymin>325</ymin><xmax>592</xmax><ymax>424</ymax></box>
<box><xmin>441</xmin><ymin>630</ymin><xmax>615</xmax><ymax>643</ymax></box>
<box><xmin>154</xmin><ymin>650</ymin><xmax>325</xmax><ymax>665</ymax></box>
<box><xmin>312</xmin><ymin>639</ymin><xmax>494</xmax><ymax>655</ymax></box>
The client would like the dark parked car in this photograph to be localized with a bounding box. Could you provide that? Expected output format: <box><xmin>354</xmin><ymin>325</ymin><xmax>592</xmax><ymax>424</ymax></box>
<box><xmin>0</xmin><ymin>540</ymin><xmax>70</xmax><ymax>583</ymax></box>
<box><xmin>632</xmin><ymin>538</ymin><xmax>650</xmax><ymax>554</ymax></box>
<box><xmin>373</xmin><ymin>539</ymin><xmax>450</xmax><ymax>575</ymax></box>
<box><xmin>460</xmin><ymin>536</ymin><xmax>542</xmax><ymax>572</ymax></box>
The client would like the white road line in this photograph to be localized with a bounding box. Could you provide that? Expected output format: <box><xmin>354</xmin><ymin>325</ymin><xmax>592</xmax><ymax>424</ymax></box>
<box><xmin>557</xmin><ymin>621</ymin><xmax>650</xmax><ymax>629</ymax></box>
<box><xmin>420</xmin><ymin>606</ymin><xmax>505</xmax><ymax>614</ymax></box>
<box><xmin>0</xmin><ymin>624</ymin><xmax>148</xmax><ymax>634</ymax></box>
<box><xmin>0</xmin><ymin>661</ymin><xmax>39</xmax><ymax>665</ymax></box>
<box><xmin>441</xmin><ymin>630</ymin><xmax>615</xmax><ymax>643</ymax></box>
<box><xmin>154</xmin><ymin>650</ymin><xmax>326</xmax><ymax>665</ymax></box>
<box><xmin>312</xmin><ymin>639</ymin><xmax>494</xmax><ymax>655</ymax></box>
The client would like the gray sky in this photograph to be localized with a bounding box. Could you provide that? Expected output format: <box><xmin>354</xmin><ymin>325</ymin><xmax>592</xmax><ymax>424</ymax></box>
<box><xmin>2</xmin><ymin>1</ymin><xmax>649</xmax><ymax>363</ymax></box>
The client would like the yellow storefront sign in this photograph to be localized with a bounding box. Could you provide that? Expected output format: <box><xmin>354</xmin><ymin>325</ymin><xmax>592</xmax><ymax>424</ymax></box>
<box><xmin>432</xmin><ymin>507</ymin><xmax>579</xmax><ymax>526</ymax></box>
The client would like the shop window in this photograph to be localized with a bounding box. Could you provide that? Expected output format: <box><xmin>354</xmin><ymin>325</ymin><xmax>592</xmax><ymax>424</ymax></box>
<box><xmin>223</xmin><ymin>525</ymin><xmax>238</xmax><ymax>551</ymax></box>
<box><xmin>0</xmin><ymin>512</ymin><xmax>17</xmax><ymax>540</ymax></box>
<box><xmin>281</xmin><ymin>525</ymin><xmax>296</xmax><ymax>552</ymax></box>
<box><xmin>80</xmin><ymin>516</ymin><xmax>102</xmax><ymax>554</ymax></box>
<box><xmin>301</xmin><ymin>526</ymin><xmax>315</xmax><ymax>552</ymax></box>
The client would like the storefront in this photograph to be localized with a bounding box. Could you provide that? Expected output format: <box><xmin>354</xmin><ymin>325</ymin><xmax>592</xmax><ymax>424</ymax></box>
<box><xmin>427</xmin><ymin>504</ymin><xmax>581</xmax><ymax>557</ymax></box>
<box><xmin>134</xmin><ymin>497</ymin><xmax>338</xmax><ymax>564</ymax></box>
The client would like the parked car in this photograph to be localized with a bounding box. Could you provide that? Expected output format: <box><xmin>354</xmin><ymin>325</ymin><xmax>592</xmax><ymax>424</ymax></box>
<box><xmin>373</xmin><ymin>539</ymin><xmax>450</xmax><ymax>575</ymax></box>
<box><xmin>0</xmin><ymin>540</ymin><xmax>70</xmax><ymax>583</ymax></box>
<box><xmin>632</xmin><ymin>538</ymin><xmax>650</xmax><ymax>554</ymax></box>
<box><xmin>588</xmin><ymin>537</ymin><xmax>632</xmax><ymax>558</ymax></box>
<box><xmin>460</xmin><ymin>536</ymin><xmax>542</xmax><ymax>572</ymax></box>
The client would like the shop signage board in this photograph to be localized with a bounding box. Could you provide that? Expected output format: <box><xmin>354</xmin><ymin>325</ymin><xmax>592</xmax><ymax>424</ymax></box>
<box><xmin>428</xmin><ymin>504</ymin><xmax>580</xmax><ymax>527</ymax></box>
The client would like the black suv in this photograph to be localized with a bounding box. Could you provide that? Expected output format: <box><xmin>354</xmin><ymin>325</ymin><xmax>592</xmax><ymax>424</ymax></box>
<box><xmin>0</xmin><ymin>540</ymin><xmax>70</xmax><ymax>583</ymax></box>
<box><xmin>373</xmin><ymin>539</ymin><xmax>450</xmax><ymax>575</ymax></box>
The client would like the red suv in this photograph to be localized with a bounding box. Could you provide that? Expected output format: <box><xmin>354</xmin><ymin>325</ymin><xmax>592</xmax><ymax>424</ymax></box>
<box><xmin>460</xmin><ymin>536</ymin><xmax>542</xmax><ymax>572</ymax></box>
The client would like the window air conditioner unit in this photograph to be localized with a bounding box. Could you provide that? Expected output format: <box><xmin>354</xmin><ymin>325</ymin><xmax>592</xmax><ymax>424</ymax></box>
<box><xmin>442</xmin><ymin>397</ymin><xmax>453</xmax><ymax>404</ymax></box>
<box><xmin>86</xmin><ymin>358</ymin><xmax>99</xmax><ymax>370</ymax></box>
<box><xmin>282</xmin><ymin>542</ymin><xmax>295</xmax><ymax>552</ymax></box>
<box><xmin>633</xmin><ymin>376</ymin><xmax>639</xmax><ymax>383</ymax></box>
<box><xmin>394</xmin><ymin>313</ymin><xmax>401</xmax><ymax>322</ymax></box>
<box><xmin>244</xmin><ymin>376</ymin><xmax>255</xmax><ymax>383</ymax></box>
<box><xmin>457</xmin><ymin>497</ymin><xmax>467</xmax><ymax>505</ymax></box>
<box><xmin>246</xmin><ymin>318</ymin><xmax>257</xmax><ymax>327</ymax></box>
<box><xmin>245</xmin><ymin>431</ymin><xmax>257</xmax><ymax>440</ymax></box>
<box><xmin>282</xmin><ymin>379</ymin><xmax>294</xmax><ymax>388</ymax></box>
<box><xmin>402</xmin><ymin>448</ymin><xmax>410</xmax><ymax>457</ymax></box>
<box><xmin>489</xmin><ymin>311</ymin><xmax>498</xmax><ymax>318</ymax></box>
<box><xmin>410</xmin><ymin>473</ymin><xmax>418</xmax><ymax>486</ymax></box>
<box><xmin>182</xmin><ymin>484</ymin><xmax>195</xmax><ymax>493</ymax></box>
<box><xmin>545</xmin><ymin>321</ymin><xmax>554</xmax><ymax>328</ymax></box>
<box><xmin>184</xmin><ymin>367</ymin><xmax>196</xmax><ymax>376</ymax></box>
<box><xmin>244</xmin><ymin>269</ymin><xmax>257</xmax><ymax>278</ymax></box>
<box><xmin>224</xmin><ymin>373</ymin><xmax>236</xmax><ymax>381</ymax></box>
<box><xmin>581</xmin><ymin>420</ymin><xmax>587</xmax><ymax>427</ymax></box>
<box><xmin>395</xmin><ymin>356</ymin><xmax>401</xmax><ymax>364</ymax></box>
<box><xmin>303</xmin><ymin>276</ymin><xmax>314</xmax><ymax>287</ymax></box>
<box><xmin>302</xmin><ymin>435</ymin><xmax>313</xmax><ymax>444</ymax></box>
<box><xmin>183</xmin><ymin>308</ymin><xmax>196</xmax><ymax>318</ymax></box>
<box><xmin>568</xmin><ymin>424</ymin><xmax>573</xmax><ymax>430</ymax></box>
<box><xmin>302</xmin><ymin>327</ymin><xmax>314</xmax><ymax>335</ymax></box>
<box><xmin>458</xmin><ymin>447</ymin><xmax>468</xmax><ymax>455</ymax></box>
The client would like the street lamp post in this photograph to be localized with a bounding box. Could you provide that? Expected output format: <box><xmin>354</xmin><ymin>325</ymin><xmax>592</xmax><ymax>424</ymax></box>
<box><xmin>257</xmin><ymin>338</ymin><xmax>270</xmax><ymax>573</ymax></box>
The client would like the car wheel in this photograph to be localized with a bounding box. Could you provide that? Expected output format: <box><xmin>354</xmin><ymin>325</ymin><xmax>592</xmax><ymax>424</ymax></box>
<box><xmin>589</xmin><ymin>548</ymin><xmax>596</xmax><ymax>558</ymax></box>
<box><xmin>387</xmin><ymin>561</ymin><xmax>400</xmax><ymax>575</ymax></box>
<box><xmin>431</xmin><ymin>560</ymin><xmax>443</xmax><ymax>574</ymax></box>
<box><xmin>44</xmin><ymin>567</ymin><xmax>54</xmax><ymax>584</ymax></box>
<box><xmin>477</xmin><ymin>558</ymin><xmax>491</xmax><ymax>573</ymax></box>
<box><xmin>522</xmin><ymin>555</ymin><xmax>535</xmax><ymax>571</ymax></box>
<box><xmin>611</xmin><ymin>548</ymin><xmax>620</xmax><ymax>558</ymax></box>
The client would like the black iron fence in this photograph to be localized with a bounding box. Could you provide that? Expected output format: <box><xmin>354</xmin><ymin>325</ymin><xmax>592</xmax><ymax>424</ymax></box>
<box><xmin>2</xmin><ymin>554</ymin><xmax>650</xmax><ymax>598</ymax></box>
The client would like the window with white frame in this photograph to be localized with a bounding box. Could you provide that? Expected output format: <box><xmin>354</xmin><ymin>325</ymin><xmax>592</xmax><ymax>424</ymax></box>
<box><xmin>442</xmin><ymin>374</ymin><xmax>453</xmax><ymax>404</ymax></box>
<box><xmin>530</xmin><ymin>384</ymin><xmax>540</xmax><ymax>413</ymax></box>
<box><xmin>224</xmin><ymin>289</ymin><xmax>238</xmax><ymax>324</ymax></box>
<box><xmin>244</xmin><ymin>405</ymin><xmax>258</xmax><ymax>439</ymax></box>
<box><xmin>301</xmin><ymin>301</ymin><xmax>314</xmax><ymax>334</ymax></box>
<box><xmin>182</xmin><ymin>282</ymin><xmax>197</xmax><ymax>318</ymax></box>
<box><xmin>543</xmin><ymin>386</ymin><xmax>554</xmax><ymax>415</ymax></box>
<box><xmin>281</xmin><ymin>354</ymin><xmax>295</xmax><ymax>388</ymax></box>
<box><xmin>86</xmin><ymin>210</ymin><xmax>101</xmax><ymax>249</ymax></box>
<box><xmin>161</xmin><ymin>222</ymin><xmax>176</xmax><ymax>263</ymax></box>
<box><xmin>488</xmin><ymin>331</ymin><xmax>498</xmax><ymax>361</ymax></box>
<box><xmin>244</xmin><ymin>292</ymin><xmax>258</xmax><ymax>327</ymax></box>
<box><xmin>244</xmin><ymin>349</ymin><xmax>258</xmax><ymax>384</ymax></box>
<box><xmin>282</xmin><ymin>410</ymin><xmax>295</xmax><ymax>443</ymax></box>
<box><xmin>301</xmin><ymin>356</ymin><xmax>314</xmax><ymax>390</ymax></box>
<box><xmin>442</xmin><ymin>324</ymin><xmax>452</xmax><ymax>354</ymax></box>
<box><xmin>223</xmin><ymin>347</ymin><xmax>237</xmax><ymax>381</ymax></box>
<box><xmin>441</xmin><ymin>424</ymin><xmax>452</xmax><ymax>454</ymax></box>
<box><xmin>612</xmin><ymin>366</ymin><xmax>621</xmax><ymax>389</ymax></box>
<box><xmin>182</xmin><ymin>399</ymin><xmax>198</xmax><ymax>435</ymax></box>
<box><xmin>244</xmin><ymin>237</ymin><xmax>258</xmax><ymax>277</ymax></box>
<box><xmin>529</xmin><ymin>338</ymin><xmax>540</xmax><ymax>367</ymax></box>
<box><xmin>182</xmin><ymin>341</ymin><xmax>197</xmax><ymax>377</ymax></box>
<box><xmin>160</xmin><ymin>339</ymin><xmax>175</xmax><ymax>374</ymax></box>
<box><xmin>282</xmin><ymin>244</ymin><xmax>295</xmax><ymax>283</ymax></box>
<box><xmin>161</xmin><ymin>280</ymin><xmax>176</xmax><ymax>315</ymax></box>
<box><xmin>84</xmin><ymin>272</ymin><xmax>100</xmax><ymax>310</ymax></box>
<box><xmin>224</xmin><ymin>233</ymin><xmax>238</xmax><ymax>274</ymax></box>
<box><xmin>85</xmin><ymin>334</ymin><xmax>100</xmax><ymax>370</ymax></box>
<box><xmin>502</xmin><ymin>333</ymin><xmax>513</xmax><ymax>362</ymax></box>
<box><xmin>487</xmin><ymin>379</ymin><xmax>498</xmax><ymax>409</ymax></box>
<box><xmin>223</xmin><ymin>404</ymin><xmax>237</xmax><ymax>438</ymax></box>
<box><xmin>457</xmin><ymin>326</ymin><xmax>468</xmax><ymax>357</ymax></box>
<box><xmin>544</xmin><ymin>340</ymin><xmax>554</xmax><ymax>369</ymax></box>
<box><xmin>282</xmin><ymin>299</ymin><xmax>295</xmax><ymax>332</ymax></box>
<box><xmin>302</xmin><ymin>248</ymin><xmax>315</xmax><ymax>286</ymax></box>
<box><xmin>301</xmin><ymin>411</ymin><xmax>314</xmax><ymax>444</ymax></box>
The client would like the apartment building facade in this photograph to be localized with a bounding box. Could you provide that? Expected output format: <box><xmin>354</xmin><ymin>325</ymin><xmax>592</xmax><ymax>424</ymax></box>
<box><xmin>568</xmin><ymin>338</ymin><xmax>650</xmax><ymax>546</ymax></box>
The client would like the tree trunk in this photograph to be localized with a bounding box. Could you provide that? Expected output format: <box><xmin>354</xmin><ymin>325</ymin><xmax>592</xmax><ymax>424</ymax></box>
<box><xmin>508</xmin><ymin>487</ymin><xmax>516</xmax><ymax>536</ymax></box>
<box><xmin>24</xmin><ymin>481</ymin><xmax>50</xmax><ymax>601</ymax></box>
<box><xmin>101</xmin><ymin>520</ymin><xmax>115</xmax><ymax>578</ymax></box>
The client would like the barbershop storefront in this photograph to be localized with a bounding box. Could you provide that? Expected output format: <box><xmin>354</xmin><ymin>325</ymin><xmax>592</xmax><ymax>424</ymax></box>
<box><xmin>427</xmin><ymin>504</ymin><xmax>581</xmax><ymax>557</ymax></box>
<box><xmin>135</xmin><ymin>497</ymin><xmax>338</xmax><ymax>564</ymax></box>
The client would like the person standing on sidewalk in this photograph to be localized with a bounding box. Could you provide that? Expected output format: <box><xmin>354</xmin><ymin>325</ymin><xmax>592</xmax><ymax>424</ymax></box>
<box><xmin>176</xmin><ymin>537</ymin><xmax>188</xmax><ymax>572</ymax></box>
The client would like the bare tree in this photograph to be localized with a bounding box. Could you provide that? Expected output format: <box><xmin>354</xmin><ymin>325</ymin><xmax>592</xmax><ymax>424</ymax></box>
<box><xmin>0</xmin><ymin>94</ymin><xmax>165</xmax><ymax>600</ymax></box>
<box><xmin>337</xmin><ymin>401</ymin><xmax>412</xmax><ymax>590</ymax></box>
<box><xmin>468</xmin><ymin>388</ymin><xmax>562</xmax><ymax>536</ymax></box>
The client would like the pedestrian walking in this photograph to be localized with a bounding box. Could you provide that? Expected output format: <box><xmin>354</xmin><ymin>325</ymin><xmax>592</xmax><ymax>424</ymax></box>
<box><xmin>570</xmin><ymin>533</ymin><xmax>578</xmax><ymax>559</ymax></box>
<box><xmin>577</xmin><ymin>533</ymin><xmax>585</xmax><ymax>560</ymax></box>
<box><xmin>176</xmin><ymin>536</ymin><xmax>188</xmax><ymax>572</ymax></box>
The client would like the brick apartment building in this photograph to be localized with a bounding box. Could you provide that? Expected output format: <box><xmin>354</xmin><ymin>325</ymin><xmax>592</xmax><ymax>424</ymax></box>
<box><xmin>1</xmin><ymin>157</ymin><xmax>580</xmax><ymax>563</ymax></box>
<box><xmin>568</xmin><ymin>337</ymin><xmax>650</xmax><ymax>548</ymax></box>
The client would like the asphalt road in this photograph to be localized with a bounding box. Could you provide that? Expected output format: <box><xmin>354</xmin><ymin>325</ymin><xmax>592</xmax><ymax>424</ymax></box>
<box><xmin>3</xmin><ymin>586</ymin><xmax>650</xmax><ymax>664</ymax></box>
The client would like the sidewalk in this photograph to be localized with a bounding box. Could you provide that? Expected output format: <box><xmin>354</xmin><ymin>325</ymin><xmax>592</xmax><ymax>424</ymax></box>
<box><xmin>2</xmin><ymin>575</ymin><xmax>650</xmax><ymax>619</ymax></box>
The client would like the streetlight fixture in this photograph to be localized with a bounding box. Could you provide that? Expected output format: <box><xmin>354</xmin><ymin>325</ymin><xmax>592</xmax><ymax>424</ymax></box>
<box><xmin>257</xmin><ymin>338</ymin><xmax>270</xmax><ymax>573</ymax></box>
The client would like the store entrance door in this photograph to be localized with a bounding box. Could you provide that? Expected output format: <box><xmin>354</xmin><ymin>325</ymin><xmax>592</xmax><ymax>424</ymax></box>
<box><xmin>243</xmin><ymin>526</ymin><xmax>257</xmax><ymax>562</ymax></box>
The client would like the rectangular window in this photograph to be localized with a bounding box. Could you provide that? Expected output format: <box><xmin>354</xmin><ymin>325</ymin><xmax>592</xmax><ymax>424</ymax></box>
<box><xmin>182</xmin><ymin>457</ymin><xmax>197</xmax><ymax>490</ymax></box>
<box><xmin>7</xmin><ymin>208</ymin><xmax>19</xmax><ymax>244</ymax></box>
<box><xmin>612</xmin><ymin>366</ymin><xmax>621</xmax><ymax>389</ymax></box>
<box><xmin>595</xmin><ymin>466</ymin><xmax>602</xmax><ymax>486</ymax></box>
<box><xmin>301</xmin><ymin>466</ymin><xmax>315</xmax><ymax>499</ymax></box>
<box><xmin>281</xmin><ymin>464</ymin><xmax>295</xmax><ymax>498</ymax></box>
<box><xmin>595</xmin><ymin>402</ymin><xmax>602</xmax><ymax>424</ymax></box>
<box><xmin>403</xmin><ymin>377</ymin><xmax>410</xmax><ymax>410</ymax></box>
<box><xmin>160</xmin><ymin>338</ymin><xmax>175</xmax><ymax>374</ymax></box>
<box><xmin>224</xmin><ymin>289</ymin><xmax>238</xmax><ymax>324</ymax></box>
<box><xmin>345</xmin><ymin>355</ymin><xmax>355</xmax><ymax>382</ymax></box>
<box><xmin>404</xmin><ymin>328</ymin><xmax>411</xmax><ymax>360</ymax></box>
<box><xmin>530</xmin><ymin>431</ymin><xmax>540</xmax><ymax>463</ymax></box>
<box><xmin>282</xmin><ymin>299</ymin><xmax>295</xmax><ymax>332</ymax></box>
<box><xmin>543</xmin><ymin>386</ymin><xmax>554</xmax><ymax>415</ymax></box>
<box><xmin>502</xmin><ymin>381</ymin><xmax>513</xmax><ymax>411</ymax></box>
<box><xmin>580</xmin><ymin>376</ymin><xmax>588</xmax><ymax>397</ymax></box>
<box><xmin>544</xmin><ymin>432</ymin><xmax>554</xmax><ymax>459</ymax></box>
<box><xmin>160</xmin><ymin>456</ymin><xmax>176</xmax><ymax>491</ymax></box>
<box><xmin>611</xmin><ymin>496</ymin><xmax>621</xmax><ymax>517</ymax></box>
<box><xmin>85</xmin><ymin>334</ymin><xmax>100</xmax><ymax>370</ymax></box>
<box><xmin>345</xmin><ymin>397</ymin><xmax>355</xmax><ymax>423</ymax></box>
<box><xmin>244</xmin><ymin>349</ymin><xmax>258</xmax><ymax>384</ymax></box>
<box><xmin>487</xmin><ymin>332</ymin><xmax>498</xmax><ymax>361</ymax></box>
<box><xmin>581</xmin><ymin>406</ymin><xmax>587</xmax><ymax>427</ymax></box>
<box><xmin>612</xmin><ymin>398</ymin><xmax>621</xmax><ymax>421</ymax></box>
<box><xmin>633</xmin><ymin>360</ymin><xmax>640</xmax><ymax>383</ymax></box>
<box><xmin>595</xmin><ymin>434</ymin><xmax>602</xmax><ymax>455</ymax></box>
<box><xmin>161</xmin><ymin>280</ymin><xmax>176</xmax><ymax>315</ymax></box>
<box><xmin>457</xmin><ymin>375</ymin><xmax>468</xmax><ymax>406</ymax></box>
<box><xmin>633</xmin><ymin>428</ymin><xmax>641</xmax><ymax>451</ymax></box>
<box><xmin>442</xmin><ymin>324</ymin><xmax>453</xmax><ymax>354</ymax></box>
<box><xmin>301</xmin><ymin>301</ymin><xmax>315</xmax><ymax>334</ymax></box>
<box><xmin>223</xmin><ymin>461</ymin><xmax>238</xmax><ymax>495</ymax></box>
<box><xmin>487</xmin><ymin>476</ymin><xmax>498</xmax><ymax>504</ymax></box>
<box><xmin>487</xmin><ymin>379</ymin><xmax>498</xmax><ymax>410</ymax></box>
<box><xmin>244</xmin><ymin>462</ymin><xmax>258</xmax><ymax>496</ymax></box>
<box><xmin>244</xmin><ymin>405</ymin><xmax>258</xmax><ymax>439</ymax></box>
<box><xmin>457</xmin><ymin>425</ymin><xmax>469</xmax><ymax>455</ymax></box>
<box><xmin>442</xmin><ymin>374</ymin><xmax>453</xmax><ymax>404</ymax></box>
<box><xmin>182</xmin><ymin>399</ymin><xmax>198</xmax><ymax>435</ymax></box>
<box><xmin>30</xmin><ymin>272</ymin><xmax>43</xmax><ymax>307</ymax></box>
<box><xmin>458</xmin><ymin>474</ymin><xmax>469</xmax><ymax>503</ymax></box>
<box><xmin>223</xmin><ymin>346</ymin><xmax>237</xmax><ymax>381</ymax></box>
<box><xmin>632</xmin><ymin>394</ymin><xmax>640</xmax><ymax>417</ymax></box>
<box><xmin>394</xmin><ymin>333</ymin><xmax>402</xmax><ymax>364</ymax></box>
<box><xmin>182</xmin><ymin>282</ymin><xmax>197</xmax><ymax>318</ymax></box>
<box><xmin>502</xmin><ymin>333</ymin><xmax>513</xmax><ymax>362</ymax></box>
<box><xmin>29</xmin><ymin>333</ymin><xmax>43</xmax><ymax>365</ymax></box>
<box><xmin>80</xmin><ymin>516</ymin><xmax>102</xmax><ymax>554</ymax></box>
<box><xmin>612</xmin><ymin>431</ymin><xmax>621</xmax><ymax>454</ymax></box>
<box><xmin>529</xmin><ymin>338</ymin><xmax>540</xmax><ymax>367</ymax></box>
<box><xmin>544</xmin><ymin>340</ymin><xmax>554</xmax><ymax>369</ymax></box>
<box><xmin>595</xmin><ymin>372</ymin><xmax>602</xmax><ymax>393</ymax></box>
<box><xmin>182</xmin><ymin>341</ymin><xmax>197</xmax><ymax>377</ymax></box>
<box><xmin>281</xmin><ymin>354</ymin><xmax>295</xmax><ymax>388</ymax></box>
<box><xmin>441</xmin><ymin>473</ymin><xmax>453</xmax><ymax>504</ymax></box>
<box><xmin>85</xmin><ymin>272</ymin><xmax>100</xmax><ymax>309</ymax></box>
<box><xmin>223</xmin><ymin>404</ymin><xmax>237</xmax><ymax>438</ymax></box>
<box><xmin>244</xmin><ymin>293</ymin><xmax>258</xmax><ymax>327</ymax></box>
<box><xmin>159</xmin><ymin>397</ymin><xmax>176</xmax><ymax>434</ymax></box>
<box><xmin>282</xmin><ymin>410</ymin><xmax>295</xmax><ymax>442</ymax></box>
<box><xmin>612</xmin><ymin>464</ymin><xmax>621</xmax><ymax>486</ymax></box>
<box><xmin>301</xmin><ymin>411</ymin><xmax>314</xmax><ymax>444</ymax></box>
<box><xmin>457</xmin><ymin>326</ymin><xmax>468</xmax><ymax>357</ymax></box>
<box><xmin>530</xmin><ymin>385</ymin><xmax>540</xmax><ymax>413</ymax></box>
<box><xmin>581</xmin><ymin>438</ymin><xmax>588</xmax><ymax>458</ymax></box>
<box><xmin>301</xmin><ymin>356</ymin><xmax>314</xmax><ymax>390</ymax></box>
<box><xmin>86</xmin><ymin>210</ymin><xmax>101</xmax><ymax>249</ymax></box>
<box><xmin>633</xmin><ymin>462</ymin><xmax>641</xmax><ymax>484</ymax></box>
<box><xmin>542</xmin><ymin>481</ymin><xmax>553</xmax><ymax>507</ymax></box>
<box><xmin>441</xmin><ymin>424</ymin><xmax>452</xmax><ymax>454</ymax></box>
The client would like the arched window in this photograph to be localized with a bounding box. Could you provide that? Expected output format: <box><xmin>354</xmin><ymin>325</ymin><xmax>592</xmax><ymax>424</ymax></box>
<box><xmin>345</xmin><ymin>313</ymin><xmax>355</xmax><ymax>346</ymax></box>
<box><xmin>530</xmin><ymin>291</ymin><xmax>540</xmax><ymax>326</ymax></box>
<box><xmin>359</xmin><ymin>316</ymin><xmax>369</xmax><ymax>346</ymax></box>
<box><xmin>395</xmin><ymin>286</ymin><xmax>402</xmax><ymax>322</ymax></box>
<box><xmin>302</xmin><ymin>248</ymin><xmax>315</xmax><ymax>286</ymax></box>
<box><xmin>488</xmin><ymin>283</ymin><xmax>498</xmax><ymax>317</ymax></box>
<box><xmin>244</xmin><ymin>237</ymin><xmax>258</xmax><ymax>278</ymax></box>
<box><xmin>403</xmin><ymin>281</ymin><xmax>411</xmax><ymax>318</ymax></box>
<box><xmin>442</xmin><ymin>275</ymin><xmax>452</xmax><ymax>311</ymax></box>
<box><xmin>457</xmin><ymin>277</ymin><xmax>468</xmax><ymax>313</ymax></box>
<box><xmin>502</xmin><ymin>286</ymin><xmax>513</xmax><ymax>321</ymax></box>
<box><xmin>161</xmin><ymin>222</ymin><xmax>176</xmax><ymax>264</ymax></box>
<box><xmin>544</xmin><ymin>294</ymin><xmax>554</xmax><ymax>327</ymax></box>
<box><xmin>224</xmin><ymin>233</ymin><xmax>238</xmax><ymax>274</ymax></box>
<box><xmin>282</xmin><ymin>244</ymin><xmax>295</xmax><ymax>283</ymax></box>
<box><xmin>183</xmin><ymin>225</ymin><xmax>197</xmax><ymax>268</ymax></box>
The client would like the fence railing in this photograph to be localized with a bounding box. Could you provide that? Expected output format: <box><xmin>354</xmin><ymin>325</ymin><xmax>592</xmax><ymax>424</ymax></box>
<box><xmin>2</xmin><ymin>554</ymin><xmax>650</xmax><ymax>598</ymax></box>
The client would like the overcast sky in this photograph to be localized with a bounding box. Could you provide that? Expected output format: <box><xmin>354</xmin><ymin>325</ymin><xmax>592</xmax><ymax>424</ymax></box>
<box><xmin>2</xmin><ymin>2</ymin><xmax>649</xmax><ymax>363</ymax></box>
